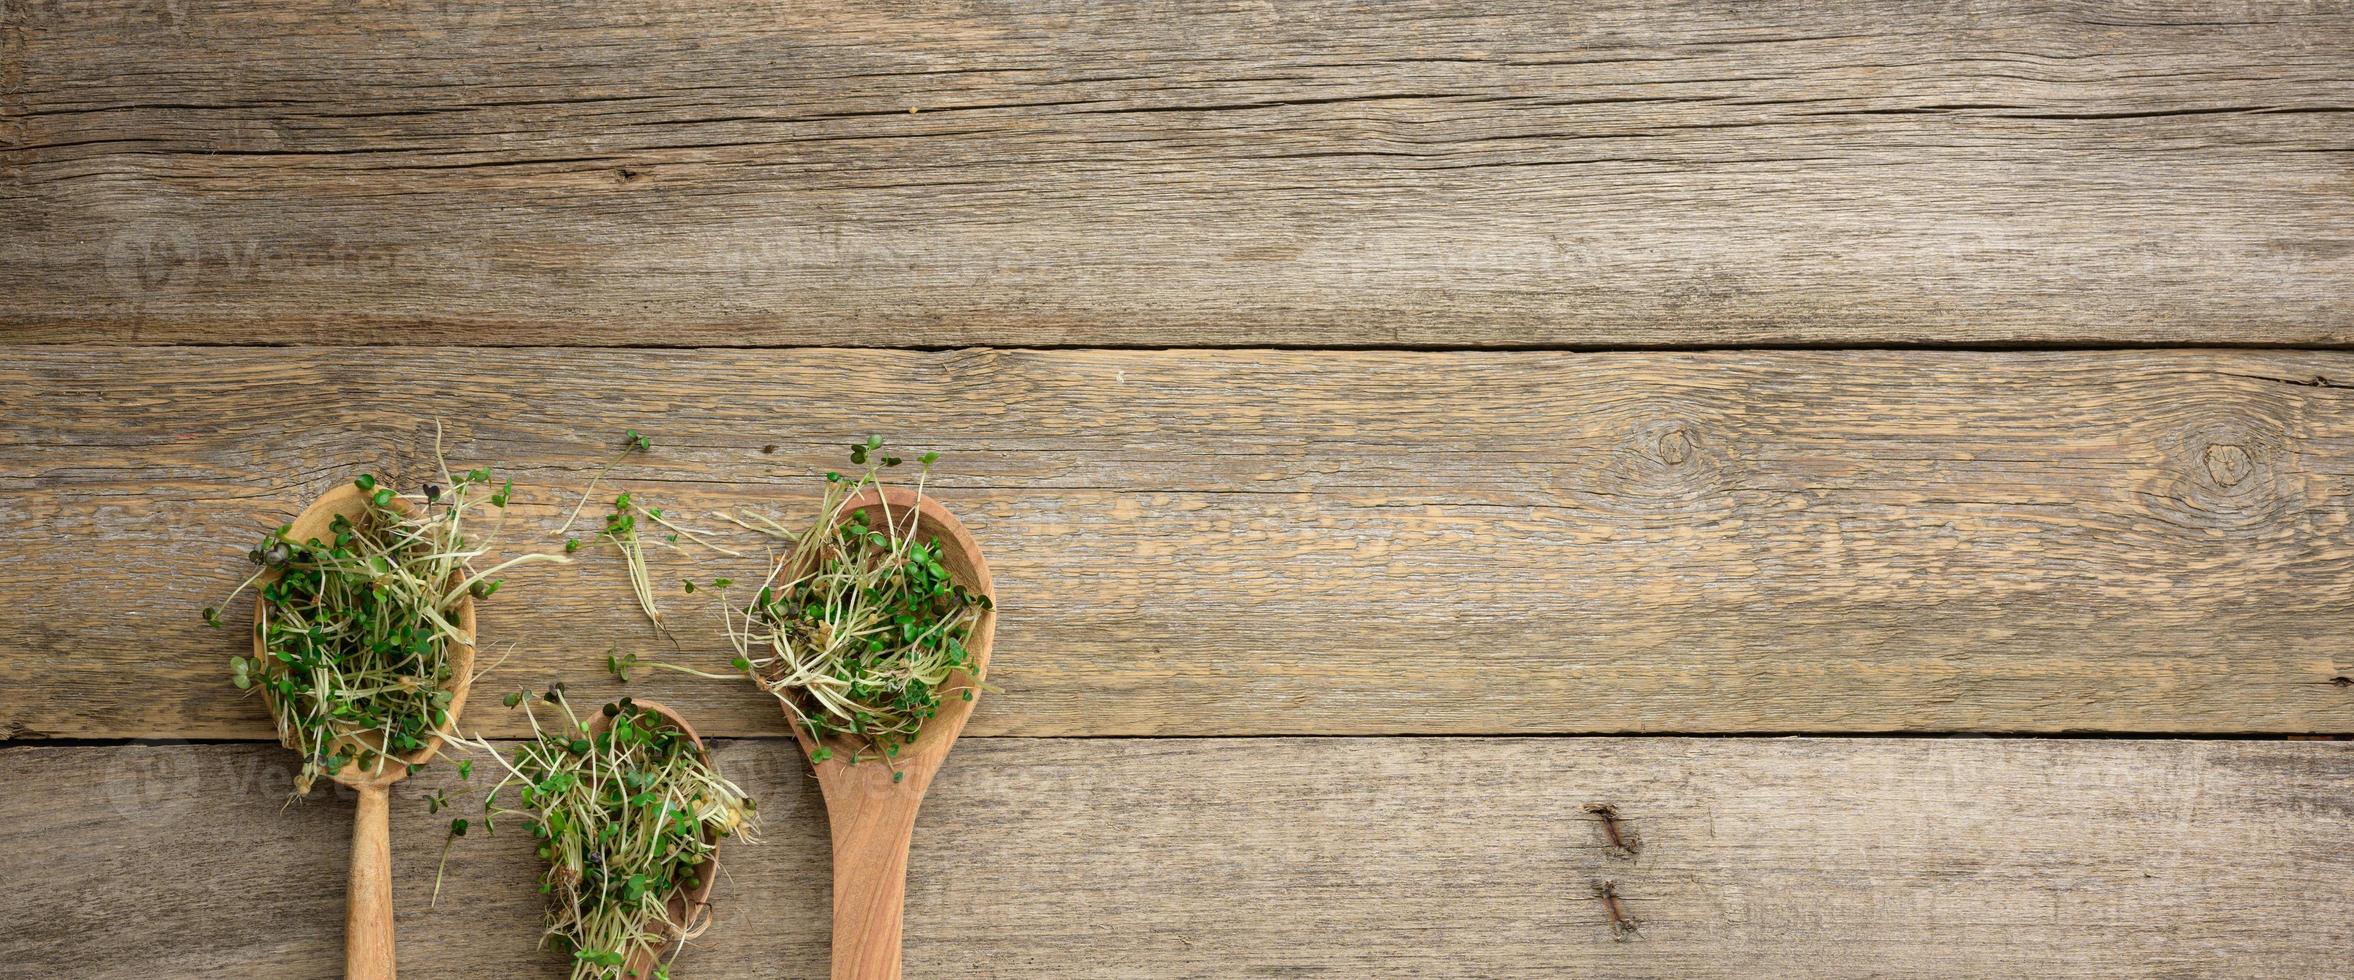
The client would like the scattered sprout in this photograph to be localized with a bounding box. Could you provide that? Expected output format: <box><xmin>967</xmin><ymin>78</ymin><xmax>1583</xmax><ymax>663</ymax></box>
<box><xmin>608</xmin><ymin>649</ymin><xmax>640</xmax><ymax>682</ymax></box>
<box><xmin>555</xmin><ymin>429</ymin><xmax>655</xmax><ymax>537</ymax></box>
<box><xmin>603</xmin><ymin>493</ymin><xmax>662</xmax><ymax>630</ymax></box>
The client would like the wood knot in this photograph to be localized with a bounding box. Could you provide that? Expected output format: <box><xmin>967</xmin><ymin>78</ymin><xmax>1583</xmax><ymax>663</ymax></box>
<box><xmin>1585</xmin><ymin>412</ymin><xmax>1740</xmax><ymax>518</ymax></box>
<box><xmin>2143</xmin><ymin>411</ymin><xmax>2294</xmax><ymax>532</ymax></box>
<box><xmin>1653</xmin><ymin>428</ymin><xmax>1695</xmax><ymax>466</ymax></box>
<box><xmin>2202</xmin><ymin>443</ymin><xmax>2253</xmax><ymax>488</ymax></box>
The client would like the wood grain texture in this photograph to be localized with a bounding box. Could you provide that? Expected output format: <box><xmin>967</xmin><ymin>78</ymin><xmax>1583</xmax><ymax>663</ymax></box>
<box><xmin>4</xmin><ymin>346</ymin><xmax>2353</xmax><ymax>739</ymax></box>
<box><xmin>3</xmin><ymin>737</ymin><xmax>2350</xmax><ymax>978</ymax></box>
<box><xmin>4</xmin><ymin>0</ymin><xmax>2353</xmax><ymax>347</ymax></box>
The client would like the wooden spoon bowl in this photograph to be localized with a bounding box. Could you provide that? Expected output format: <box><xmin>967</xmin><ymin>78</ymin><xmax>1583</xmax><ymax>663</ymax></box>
<box><xmin>254</xmin><ymin>482</ymin><xmax>475</xmax><ymax>980</ymax></box>
<box><xmin>787</xmin><ymin>486</ymin><xmax>995</xmax><ymax>980</ymax></box>
<box><xmin>593</xmin><ymin>699</ymin><xmax>722</xmax><ymax>980</ymax></box>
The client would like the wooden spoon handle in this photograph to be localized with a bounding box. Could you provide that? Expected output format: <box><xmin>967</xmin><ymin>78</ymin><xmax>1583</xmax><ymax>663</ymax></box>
<box><xmin>348</xmin><ymin>783</ymin><xmax>397</xmax><ymax>980</ymax></box>
<box><xmin>828</xmin><ymin>791</ymin><xmax>924</xmax><ymax>980</ymax></box>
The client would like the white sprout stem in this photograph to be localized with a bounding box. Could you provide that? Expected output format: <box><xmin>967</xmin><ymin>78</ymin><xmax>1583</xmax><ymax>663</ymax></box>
<box><xmin>642</xmin><ymin>508</ymin><xmax>746</xmax><ymax>558</ymax></box>
<box><xmin>554</xmin><ymin>453</ymin><xmax>626</xmax><ymax>537</ymax></box>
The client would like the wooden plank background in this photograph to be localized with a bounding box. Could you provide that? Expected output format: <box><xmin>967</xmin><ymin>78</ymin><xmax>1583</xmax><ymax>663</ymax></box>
<box><xmin>2</xmin><ymin>0</ymin><xmax>2351</xmax><ymax>346</ymax></box>
<box><xmin>8</xmin><ymin>737</ymin><xmax>2351</xmax><ymax>978</ymax></box>
<box><xmin>5</xmin><ymin>348</ymin><xmax>2354</xmax><ymax>740</ymax></box>
<box><xmin>6</xmin><ymin>0</ymin><xmax>2353</xmax><ymax>976</ymax></box>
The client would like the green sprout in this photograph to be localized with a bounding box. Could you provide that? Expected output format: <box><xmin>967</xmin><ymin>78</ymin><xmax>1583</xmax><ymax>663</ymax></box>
<box><xmin>717</xmin><ymin>439</ymin><xmax>992</xmax><ymax>771</ymax></box>
<box><xmin>604</xmin><ymin>644</ymin><xmax>739</xmax><ymax>686</ymax></box>
<box><xmin>207</xmin><ymin>434</ymin><xmax>569</xmax><ymax>796</ymax></box>
<box><xmin>432</xmin><ymin>816</ymin><xmax>470</xmax><ymax>907</ymax></box>
<box><xmin>451</xmin><ymin>691</ymin><xmax>758</xmax><ymax>980</ymax></box>
<box><xmin>595</xmin><ymin>488</ymin><xmax>741</xmax><ymax>634</ymax></box>
<box><xmin>555</xmin><ymin>429</ymin><xmax>654</xmax><ymax>537</ymax></box>
<box><xmin>540</xmin><ymin>428</ymin><xmax>738</xmax><ymax>636</ymax></box>
<box><xmin>603</xmin><ymin>492</ymin><xmax>663</xmax><ymax>630</ymax></box>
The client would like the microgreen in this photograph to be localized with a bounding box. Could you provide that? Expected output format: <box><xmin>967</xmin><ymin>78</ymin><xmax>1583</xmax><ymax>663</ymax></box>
<box><xmin>715</xmin><ymin>440</ymin><xmax>992</xmax><ymax>770</ymax></box>
<box><xmin>207</xmin><ymin>431</ymin><xmax>569</xmax><ymax>795</ymax></box>
<box><xmin>593</xmin><ymin>482</ymin><xmax>739</xmax><ymax>633</ymax></box>
<box><xmin>603</xmin><ymin>644</ymin><xmax>737</xmax><ymax>686</ymax></box>
<box><xmin>603</xmin><ymin>492</ymin><xmax>663</xmax><ymax>630</ymax></box>
<box><xmin>451</xmin><ymin>690</ymin><xmax>757</xmax><ymax>979</ymax></box>
<box><xmin>555</xmin><ymin>429</ymin><xmax>655</xmax><ymax>537</ymax></box>
<box><xmin>431</xmin><ymin>815</ymin><xmax>471</xmax><ymax>907</ymax></box>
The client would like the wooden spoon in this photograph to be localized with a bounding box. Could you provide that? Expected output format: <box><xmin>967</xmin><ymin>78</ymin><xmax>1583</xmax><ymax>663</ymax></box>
<box><xmin>594</xmin><ymin>699</ymin><xmax>722</xmax><ymax>980</ymax></box>
<box><xmin>255</xmin><ymin>483</ymin><xmax>475</xmax><ymax>980</ymax></box>
<box><xmin>787</xmin><ymin>486</ymin><xmax>996</xmax><ymax>980</ymax></box>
